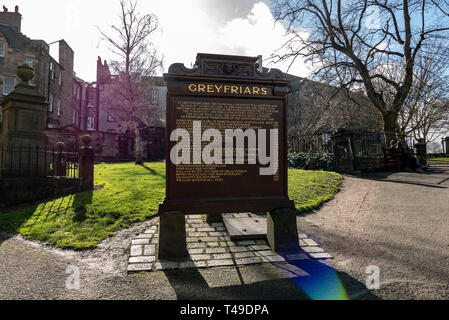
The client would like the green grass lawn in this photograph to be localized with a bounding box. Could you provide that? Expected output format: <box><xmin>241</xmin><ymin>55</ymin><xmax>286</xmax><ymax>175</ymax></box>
<box><xmin>0</xmin><ymin>162</ymin><xmax>342</xmax><ymax>250</ymax></box>
<box><xmin>428</xmin><ymin>158</ymin><xmax>449</xmax><ymax>162</ymax></box>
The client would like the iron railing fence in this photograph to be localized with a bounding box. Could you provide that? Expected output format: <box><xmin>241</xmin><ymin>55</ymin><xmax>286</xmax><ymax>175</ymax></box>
<box><xmin>289</xmin><ymin>130</ymin><xmax>416</xmax><ymax>158</ymax></box>
<box><xmin>289</xmin><ymin>132</ymin><xmax>333</xmax><ymax>153</ymax></box>
<box><xmin>0</xmin><ymin>144</ymin><xmax>79</xmax><ymax>179</ymax></box>
<box><xmin>353</xmin><ymin>130</ymin><xmax>416</xmax><ymax>158</ymax></box>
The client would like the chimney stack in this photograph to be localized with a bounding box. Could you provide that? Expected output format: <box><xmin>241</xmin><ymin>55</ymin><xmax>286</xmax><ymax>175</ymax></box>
<box><xmin>0</xmin><ymin>5</ymin><xmax>22</xmax><ymax>33</ymax></box>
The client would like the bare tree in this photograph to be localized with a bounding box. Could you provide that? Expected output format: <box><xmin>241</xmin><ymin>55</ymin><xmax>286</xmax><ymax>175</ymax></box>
<box><xmin>271</xmin><ymin>0</ymin><xmax>449</xmax><ymax>134</ymax></box>
<box><xmin>288</xmin><ymin>78</ymin><xmax>381</xmax><ymax>137</ymax></box>
<box><xmin>398</xmin><ymin>42</ymin><xmax>449</xmax><ymax>143</ymax></box>
<box><xmin>98</xmin><ymin>0</ymin><xmax>162</xmax><ymax>164</ymax></box>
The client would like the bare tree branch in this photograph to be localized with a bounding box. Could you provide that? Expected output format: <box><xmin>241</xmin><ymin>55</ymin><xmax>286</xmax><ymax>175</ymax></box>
<box><xmin>271</xmin><ymin>0</ymin><xmax>449</xmax><ymax>132</ymax></box>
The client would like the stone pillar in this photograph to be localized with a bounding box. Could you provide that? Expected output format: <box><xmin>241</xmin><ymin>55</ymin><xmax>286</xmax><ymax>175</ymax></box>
<box><xmin>206</xmin><ymin>213</ymin><xmax>223</xmax><ymax>224</ymax></box>
<box><xmin>267</xmin><ymin>208</ymin><xmax>299</xmax><ymax>253</ymax></box>
<box><xmin>79</xmin><ymin>135</ymin><xmax>94</xmax><ymax>191</ymax></box>
<box><xmin>157</xmin><ymin>212</ymin><xmax>188</xmax><ymax>260</ymax></box>
<box><xmin>54</xmin><ymin>141</ymin><xmax>66</xmax><ymax>177</ymax></box>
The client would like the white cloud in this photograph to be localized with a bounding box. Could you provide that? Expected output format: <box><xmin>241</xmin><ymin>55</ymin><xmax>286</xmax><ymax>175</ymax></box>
<box><xmin>156</xmin><ymin>1</ymin><xmax>312</xmax><ymax>77</ymax></box>
<box><xmin>215</xmin><ymin>2</ymin><xmax>311</xmax><ymax>76</ymax></box>
<box><xmin>3</xmin><ymin>0</ymin><xmax>311</xmax><ymax>81</ymax></box>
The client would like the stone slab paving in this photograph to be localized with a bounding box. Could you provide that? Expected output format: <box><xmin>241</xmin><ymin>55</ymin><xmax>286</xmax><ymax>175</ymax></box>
<box><xmin>127</xmin><ymin>214</ymin><xmax>333</xmax><ymax>273</ymax></box>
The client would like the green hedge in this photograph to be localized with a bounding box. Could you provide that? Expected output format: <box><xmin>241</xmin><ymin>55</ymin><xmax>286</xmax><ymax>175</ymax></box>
<box><xmin>288</xmin><ymin>151</ymin><xmax>335</xmax><ymax>171</ymax></box>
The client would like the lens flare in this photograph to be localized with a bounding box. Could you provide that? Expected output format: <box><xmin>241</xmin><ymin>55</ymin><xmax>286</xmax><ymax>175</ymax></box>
<box><xmin>278</xmin><ymin>257</ymin><xmax>349</xmax><ymax>300</ymax></box>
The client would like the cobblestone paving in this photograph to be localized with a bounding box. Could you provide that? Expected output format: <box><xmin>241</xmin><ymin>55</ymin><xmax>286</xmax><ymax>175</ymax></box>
<box><xmin>127</xmin><ymin>214</ymin><xmax>333</xmax><ymax>273</ymax></box>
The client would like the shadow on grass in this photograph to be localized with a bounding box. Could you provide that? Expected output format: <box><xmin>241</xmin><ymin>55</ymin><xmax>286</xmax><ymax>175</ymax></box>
<box><xmin>0</xmin><ymin>189</ymin><xmax>94</xmax><ymax>245</ymax></box>
<box><xmin>139</xmin><ymin>164</ymin><xmax>166</xmax><ymax>179</ymax></box>
<box><xmin>72</xmin><ymin>190</ymin><xmax>93</xmax><ymax>222</ymax></box>
<box><xmin>162</xmin><ymin>257</ymin><xmax>380</xmax><ymax>300</ymax></box>
<box><xmin>0</xmin><ymin>202</ymin><xmax>41</xmax><ymax>243</ymax></box>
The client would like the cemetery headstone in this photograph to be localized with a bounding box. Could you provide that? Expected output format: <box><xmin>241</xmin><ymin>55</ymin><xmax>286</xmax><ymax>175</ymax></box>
<box><xmin>0</xmin><ymin>64</ymin><xmax>49</xmax><ymax>177</ymax></box>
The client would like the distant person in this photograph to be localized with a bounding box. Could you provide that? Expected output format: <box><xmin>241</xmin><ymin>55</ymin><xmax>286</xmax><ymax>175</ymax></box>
<box><xmin>391</xmin><ymin>140</ymin><xmax>425</xmax><ymax>170</ymax></box>
<box><xmin>400</xmin><ymin>141</ymin><xmax>427</xmax><ymax>169</ymax></box>
<box><xmin>389</xmin><ymin>140</ymin><xmax>401</xmax><ymax>154</ymax></box>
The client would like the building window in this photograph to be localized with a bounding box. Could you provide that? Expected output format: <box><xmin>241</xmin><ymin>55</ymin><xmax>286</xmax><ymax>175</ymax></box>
<box><xmin>87</xmin><ymin>116</ymin><xmax>94</xmax><ymax>131</ymax></box>
<box><xmin>88</xmin><ymin>90</ymin><xmax>95</xmax><ymax>108</ymax></box>
<box><xmin>107</xmin><ymin>111</ymin><xmax>115</xmax><ymax>122</ymax></box>
<box><xmin>73</xmin><ymin>85</ymin><xmax>81</xmax><ymax>99</ymax></box>
<box><xmin>59</xmin><ymin>70</ymin><xmax>62</xmax><ymax>86</ymax></box>
<box><xmin>73</xmin><ymin>109</ymin><xmax>79</xmax><ymax>125</ymax></box>
<box><xmin>151</xmin><ymin>89</ymin><xmax>159</xmax><ymax>105</ymax></box>
<box><xmin>2</xmin><ymin>77</ymin><xmax>16</xmax><ymax>95</ymax></box>
<box><xmin>143</xmin><ymin>90</ymin><xmax>150</xmax><ymax>104</ymax></box>
<box><xmin>56</xmin><ymin>98</ymin><xmax>61</xmax><ymax>116</ymax></box>
<box><xmin>50</xmin><ymin>63</ymin><xmax>54</xmax><ymax>80</ymax></box>
<box><xmin>49</xmin><ymin>94</ymin><xmax>53</xmax><ymax>112</ymax></box>
<box><xmin>0</xmin><ymin>42</ymin><xmax>4</xmax><ymax>57</ymax></box>
<box><xmin>26</xmin><ymin>58</ymin><xmax>33</xmax><ymax>68</ymax></box>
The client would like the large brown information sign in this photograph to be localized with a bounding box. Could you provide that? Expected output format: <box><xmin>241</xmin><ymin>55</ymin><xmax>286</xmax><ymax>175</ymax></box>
<box><xmin>158</xmin><ymin>54</ymin><xmax>298</xmax><ymax>259</ymax></box>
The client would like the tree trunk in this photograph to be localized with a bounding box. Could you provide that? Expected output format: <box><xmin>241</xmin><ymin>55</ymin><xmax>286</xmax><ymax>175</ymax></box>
<box><xmin>383</xmin><ymin>111</ymin><xmax>400</xmax><ymax>133</ymax></box>
<box><xmin>134</xmin><ymin>125</ymin><xmax>143</xmax><ymax>165</ymax></box>
<box><xmin>383</xmin><ymin>111</ymin><xmax>400</xmax><ymax>143</ymax></box>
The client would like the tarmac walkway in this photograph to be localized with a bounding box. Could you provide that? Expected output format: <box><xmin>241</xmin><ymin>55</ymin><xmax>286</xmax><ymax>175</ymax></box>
<box><xmin>0</xmin><ymin>164</ymin><xmax>447</xmax><ymax>299</ymax></box>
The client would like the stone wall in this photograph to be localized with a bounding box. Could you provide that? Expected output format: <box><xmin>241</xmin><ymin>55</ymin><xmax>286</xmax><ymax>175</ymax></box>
<box><xmin>0</xmin><ymin>176</ymin><xmax>80</xmax><ymax>208</ymax></box>
<box><xmin>357</xmin><ymin>157</ymin><xmax>384</xmax><ymax>172</ymax></box>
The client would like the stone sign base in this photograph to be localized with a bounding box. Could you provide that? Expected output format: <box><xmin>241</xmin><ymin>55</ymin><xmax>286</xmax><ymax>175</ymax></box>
<box><xmin>223</xmin><ymin>213</ymin><xmax>267</xmax><ymax>241</ymax></box>
<box><xmin>128</xmin><ymin>215</ymin><xmax>333</xmax><ymax>273</ymax></box>
<box><xmin>157</xmin><ymin>207</ymin><xmax>298</xmax><ymax>260</ymax></box>
<box><xmin>157</xmin><ymin>212</ymin><xmax>189</xmax><ymax>260</ymax></box>
<box><xmin>267</xmin><ymin>208</ymin><xmax>300</xmax><ymax>252</ymax></box>
<box><xmin>206</xmin><ymin>213</ymin><xmax>223</xmax><ymax>224</ymax></box>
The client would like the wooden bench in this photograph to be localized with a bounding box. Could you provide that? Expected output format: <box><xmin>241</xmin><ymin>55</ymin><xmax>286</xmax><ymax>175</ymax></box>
<box><xmin>381</xmin><ymin>147</ymin><xmax>402</xmax><ymax>171</ymax></box>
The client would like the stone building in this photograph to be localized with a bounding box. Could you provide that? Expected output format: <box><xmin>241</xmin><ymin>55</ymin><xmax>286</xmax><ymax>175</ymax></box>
<box><xmin>0</xmin><ymin>6</ymin><xmax>83</xmax><ymax>152</ymax></box>
<box><xmin>0</xmin><ymin>6</ymin><xmax>49</xmax><ymax>107</ymax></box>
<box><xmin>80</xmin><ymin>57</ymin><xmax>166</xmax><ymax>161</ymax></box>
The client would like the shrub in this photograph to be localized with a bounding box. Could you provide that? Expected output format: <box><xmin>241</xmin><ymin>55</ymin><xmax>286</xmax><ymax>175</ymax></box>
<box><xmin>288</xmin><ymin>151</ymin><xmax>335</xmax><ymax>171</ymax></box>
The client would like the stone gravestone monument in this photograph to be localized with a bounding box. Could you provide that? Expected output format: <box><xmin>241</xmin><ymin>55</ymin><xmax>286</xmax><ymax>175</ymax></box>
<box><xmin>0</xmin><ymin>64</ymin><xmax>49</xmax><ymax>177</ymax></box>
<box><xmin>331</xmin><ymin>128</ymin><xmax>356</xmax><ymax>173</ymax></box>
<box><xmin>158</xmin><ymin>53</ymin><xmax>298</xmax><ymax>260</ymax></box>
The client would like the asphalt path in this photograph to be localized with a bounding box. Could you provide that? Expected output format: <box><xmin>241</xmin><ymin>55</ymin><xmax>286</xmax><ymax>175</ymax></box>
<box><xmin>297</xmin><ymin>164</ymin><xmax>449</xmax><ymax>299</ymax></box>
<box><xmin>0</xmin><ymin>164</ymin><xmax>447</xmax><ymax>300</ymax></box>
